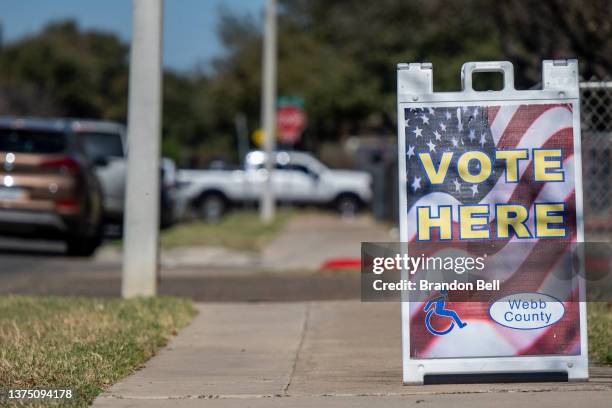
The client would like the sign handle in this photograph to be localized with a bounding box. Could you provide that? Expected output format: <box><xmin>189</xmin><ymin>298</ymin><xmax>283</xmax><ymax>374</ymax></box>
<box><xmin>461</xmin><ymin>61</ymin><xmax>515</xmax><ymax>92</ymax></box>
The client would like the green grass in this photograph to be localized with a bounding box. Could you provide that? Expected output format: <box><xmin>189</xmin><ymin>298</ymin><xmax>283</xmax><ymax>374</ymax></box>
<box><xmin>159</xmin><ymin>209</ymin><xmax>294</xmax><ymax>251</ymax></box>
<box><xmin>0</xmin><ymin>296</ymin><xmax>196</xmax><ymax>407</ymax></box>
<box><xmin>588</xmin><ymin>302</ymin><xmax>612</xmax><ymax>365</ymax></box>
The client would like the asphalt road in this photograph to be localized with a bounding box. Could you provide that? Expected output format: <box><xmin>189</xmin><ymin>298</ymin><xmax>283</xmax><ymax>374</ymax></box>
<box><xmin>0</xmin><ymin>237</ymin><xmax>360</xmax><ymax>301</ymax></box>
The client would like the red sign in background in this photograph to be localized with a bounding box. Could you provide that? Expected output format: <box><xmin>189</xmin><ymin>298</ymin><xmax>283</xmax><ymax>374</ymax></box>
<box><xmin>276</xmin><ymin>105</ymin><xmax>306</xmax><ymax>144</ymax></box>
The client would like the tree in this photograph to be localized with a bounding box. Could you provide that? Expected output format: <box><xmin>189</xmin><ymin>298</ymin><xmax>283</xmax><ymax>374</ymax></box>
<box><xmin>494</xmin><ymin>0</ymin><xmax>612</xmax><ymax>86</ymax></box>
<box><xmin>0</xmin><ymin>21</ymin><xmax>214</xmax><ymax>163</ymax></box>
<box><xmin>209</xmin><ymin>0</ymin><xmax>504</xmax><ymax>147</ymax></box>
<box><xmin>2</xmin><ymin>3</ymin><xmax>610</xmax><ymax>164</ymax></box>
<box><xmin>0</xmin><ymin>21</ymin><xmax>129</xmax><ymax>119</ymax></box>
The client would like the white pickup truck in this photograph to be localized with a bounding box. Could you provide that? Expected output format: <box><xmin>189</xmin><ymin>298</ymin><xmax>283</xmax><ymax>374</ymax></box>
<box><xmin>178</xmin><ymin>151</ymin><xmax>372</xmax><ymax>220</ymax></box>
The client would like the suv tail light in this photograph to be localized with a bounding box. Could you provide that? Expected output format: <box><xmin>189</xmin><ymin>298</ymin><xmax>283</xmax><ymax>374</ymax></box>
<box><xmin>41</xmin><ymin>157</ymin><xmax>81</xmax><ymax>174</ymax></box>
<box><xmin>41</xmin><ymin>157</ymin><xmax>82</xmax><ymax>213</ymax></box>
<box><xmin>54</xmin><ymin>198</ymin><xmax>80</xmax><ymax>212</ymax></box>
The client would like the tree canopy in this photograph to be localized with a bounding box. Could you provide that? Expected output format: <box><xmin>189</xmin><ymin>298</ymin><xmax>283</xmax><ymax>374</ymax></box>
<box><xmin>0</xmin><ymin>1</ymin><xmax>609</xmax><ymax>165</ymax></box>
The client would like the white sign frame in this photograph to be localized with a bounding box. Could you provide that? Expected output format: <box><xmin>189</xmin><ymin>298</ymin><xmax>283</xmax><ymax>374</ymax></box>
<box><xmin>396</xmin><ymin>60</ymin><xmax>588</xmax><ymax>384</ymax></box>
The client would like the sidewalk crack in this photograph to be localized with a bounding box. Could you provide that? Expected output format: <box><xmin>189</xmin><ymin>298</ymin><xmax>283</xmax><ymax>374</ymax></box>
<box><xmin>284</xmin><ymin>302</ymin><xmax>310</xmax><ymax>394</ymax></box>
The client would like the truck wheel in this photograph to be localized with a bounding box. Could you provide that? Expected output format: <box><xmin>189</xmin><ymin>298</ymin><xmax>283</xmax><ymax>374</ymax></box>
<box><xmin>198</xmin><ymin>193</ymin><xmax>226</xmax><ymax>222</ymax></box>
<box><xmin>335</xmin><ymin>194</ymin><xmax>361</xmax><ymax>217</ymax></box>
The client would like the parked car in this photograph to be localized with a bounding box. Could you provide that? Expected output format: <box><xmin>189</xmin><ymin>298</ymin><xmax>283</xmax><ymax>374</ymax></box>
<box><xmin>0</xmin><ymin>118</ymin><xmax>104</xmax><ymax>256</ymax></box>
<box><xmin>69</xmin><ymin>120</ymin><xmax>178</xmax><ymax>228</ymax></box>
<box><xmin>71</xmin><ymin>120</ymin><xmax>127</xmax><ymax>225</ymax></box>
<box><xmin>178</xmin><ymin>150</ymin><xmax>373</xmax><ymax>221</ymax></box>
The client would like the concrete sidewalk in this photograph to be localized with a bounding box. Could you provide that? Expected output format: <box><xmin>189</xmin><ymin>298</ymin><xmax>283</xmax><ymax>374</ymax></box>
<box><xmin>93</xmin><ymin>301</ymin><xmax>612</xmax><ymax>407</ymax></box>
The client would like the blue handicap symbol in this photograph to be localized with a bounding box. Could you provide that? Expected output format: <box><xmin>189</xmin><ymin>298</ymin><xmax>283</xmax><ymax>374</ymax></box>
<box><xmin>423</xmin><ymin>290</ymin><xmax>467</xmax><ymax>336</ymax></box>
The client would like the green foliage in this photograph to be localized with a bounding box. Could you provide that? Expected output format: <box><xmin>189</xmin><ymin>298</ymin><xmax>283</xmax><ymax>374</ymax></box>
<box><xmin>588</xmin><ymin>302</ymin><xmax>612</xmax><ymax>365</ymax></box>
<box><xmin>1</xmin><ymin>2</ymin><xmax>610</xmax><ymax>162</ymax></box>
<box><xmin>495</xmin><ymin>0</ymin><xmax>612</xmax><ymax>86</ymax></box>
<box><xmin>158</xmin><ymin>209</ymin><xmax>295</xmax><ymax>251</ymax></box>
<box><xmin>0</xmin><ymin>21</ymin><xmax>214</xmax><ymax>165</ymax></box>
<box><xmin>162</xmin><ymin>71</ymin><xmax>210</xmax><ymax>160</ymax></box>
<box><xmin>210</xmin><ymin>0</ymin><xmax>612</xmax><ymax>146</ymax></box>
<box><xmin>0</xmin><ymin>21</ymin><xmax>128</xmax><ymax>120</ymax></box>
<box><xmin>211</xmin><ymin>0</ymin><xmax>505</xmax><ymax>145</ymax></box>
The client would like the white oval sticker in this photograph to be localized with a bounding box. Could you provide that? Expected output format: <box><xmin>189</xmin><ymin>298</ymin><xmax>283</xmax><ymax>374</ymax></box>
<box><xmin>489</xmin><ymin>293</ymin><xmax>565</xmax><ymax>330</ymax></box>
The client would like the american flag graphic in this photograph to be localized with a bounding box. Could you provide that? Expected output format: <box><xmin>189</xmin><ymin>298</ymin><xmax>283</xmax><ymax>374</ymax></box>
<box><xmin>404</xmin><ymin>103</ymin><xmax>581</xmax><ymax>358</ymax></box>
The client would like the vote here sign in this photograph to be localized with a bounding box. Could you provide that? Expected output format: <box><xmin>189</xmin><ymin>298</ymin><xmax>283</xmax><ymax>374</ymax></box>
<box><xmin>397</xmin><ymin>61</ymin><xmax>588</xmax><ymax>384</ymax></box>
<box><xmin>404</xmin><ymin>102</ymin><xmax>581</xmax><ymax>357</ymax></box>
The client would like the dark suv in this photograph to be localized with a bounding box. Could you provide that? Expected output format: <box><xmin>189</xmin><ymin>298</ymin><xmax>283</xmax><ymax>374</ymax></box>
<box><xmin>0</xmin><ymin>118</ymin><xmax>104</xmax><ymax>256</ymax></box>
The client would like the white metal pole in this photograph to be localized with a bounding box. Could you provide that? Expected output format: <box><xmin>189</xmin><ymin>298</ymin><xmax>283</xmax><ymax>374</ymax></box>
<box><xmin>260</xmin><ymin>0</ymin><xmax>277</xmax><ymax>222</ymax></box>
<box><xmin>122</xmin><ymin>0</ymin><xmax>163</xmax><ymax>298</ymax></box>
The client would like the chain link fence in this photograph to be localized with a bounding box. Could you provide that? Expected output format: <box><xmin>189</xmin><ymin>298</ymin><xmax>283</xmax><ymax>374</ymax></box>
<box><xmin>580</xmin><ymin>80</ymin><xmax>612</xmax><ymax>241</ymax></box>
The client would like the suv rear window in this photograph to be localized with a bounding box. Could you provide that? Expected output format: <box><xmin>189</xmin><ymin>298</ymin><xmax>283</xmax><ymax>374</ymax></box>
<box><xmin>79</xmin><ymin>132</ymin><xmax>124</xmax><ymax>159</ymax></box>
<box><xmin>0</xmin><ymin>129</ymin><xmax>67</xmax><ymax>153</ymax></box>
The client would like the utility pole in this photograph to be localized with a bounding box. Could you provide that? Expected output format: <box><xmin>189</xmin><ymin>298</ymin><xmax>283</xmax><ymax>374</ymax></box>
<box><xmin>122</xmin><ymin>0</ymin><xmax>163</xmax><ymax>298</ymax></box>
<box><xmin>260</xmin><ymin>0</ymin><xmax>277</xmax><ymax>223</ymax></box>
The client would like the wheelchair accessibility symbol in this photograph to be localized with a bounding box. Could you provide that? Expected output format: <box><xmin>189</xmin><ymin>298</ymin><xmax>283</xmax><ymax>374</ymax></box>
<box><xmin>423</xmin><ymin>290</ymin><xmax>467</xmax><ymax>336</ymax></box>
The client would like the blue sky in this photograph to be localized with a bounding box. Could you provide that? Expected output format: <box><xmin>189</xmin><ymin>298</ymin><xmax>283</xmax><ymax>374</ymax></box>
<box><xmin>0</xmin><ymin>0</ymin><xmax>264</xmax><ymax>71</ymax></box>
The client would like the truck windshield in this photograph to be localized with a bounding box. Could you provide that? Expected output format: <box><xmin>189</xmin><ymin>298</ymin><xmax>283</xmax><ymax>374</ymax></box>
<box><xmin>0</xmin><ymin>129</ymin><xmax>67</xmax><ymax>153</ymax></box>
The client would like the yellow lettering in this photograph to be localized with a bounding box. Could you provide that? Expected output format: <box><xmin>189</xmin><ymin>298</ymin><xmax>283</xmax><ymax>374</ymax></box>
<box><xmin>496</xmin><ymin>204</ymin><xmax>530</xmax><ymax>238</ymax></box>
<box><xmin>535</xmin><ymin>203</ymin><xmax>566</xmax><ymax>237</ymax></box>
<box><xmin>418</xmin><ymin>152</ymin><xmax>453</xmax><ymax>184</ymax></box>
<box><xmin>533</xmin><ymin>149</ymin><xmax>563</xmax><ymax>181</ymax></box>
<box><xmin>417</xmin><ymin>206</ymin><xmax>452</xmax><ymax>241</ymax></box>
<box><xmin>459</xmin><ymin>205</ymin><xmax>490</xmax><ymax>239</ymax></box>
<box><xmin>458</xmin><ymin>151</ymin><xmax>491</xmax><ymax>183</ymax></box>
<box><xmin>496</xmin><ymin>149</ymin><xmax>528</xmax><ymax>182</ymax></box>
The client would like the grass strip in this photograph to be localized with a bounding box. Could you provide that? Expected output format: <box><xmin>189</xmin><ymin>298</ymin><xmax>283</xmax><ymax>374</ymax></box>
<box><xmin>0</xmin><ymin>296</ymin><xmax>196</xmax><ymax>407</ymax></box>
<box><xmin>588</xmin><ymin>302</ymin><xmax>612</xmax><ymax>365</ymax></box>
<box><xmin>159</xmin><ymin>209</ymin><xmax>294</xmax><ymax>251</ymax></box>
